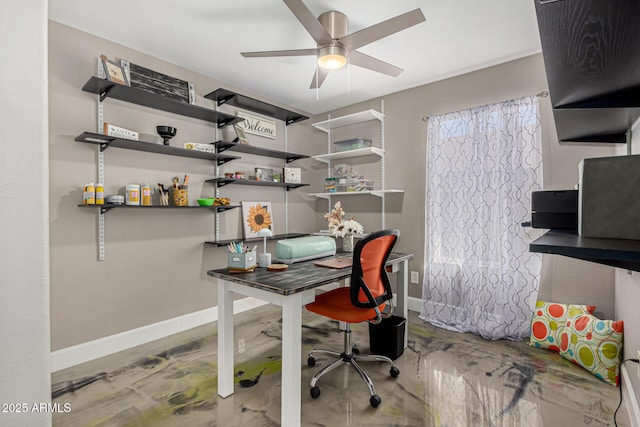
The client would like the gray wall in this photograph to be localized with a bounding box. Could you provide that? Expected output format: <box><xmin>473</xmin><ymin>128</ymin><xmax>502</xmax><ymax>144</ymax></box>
<box><xmin>50</xmin><ymin>22</ymin><xmax>621</xmax><ymax>355</ymax></box>
<box><xmin>315</xmin><ymin>54</ymin><xmax>617</xmax><ymax>318</ymax></box>
<box><xmin>0</xmin><ymin>1</ymin><xmax>51</xmax><ymax>425</ymax></box>
<box><xmin>49</xmin><ymin>21</ymin><xmax>322</xmax><ymax>350</ymax></box>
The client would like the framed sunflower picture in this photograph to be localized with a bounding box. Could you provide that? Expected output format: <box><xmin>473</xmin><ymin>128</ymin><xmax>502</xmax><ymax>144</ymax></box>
<box><xmin>241</xmin><ymin>201</ymin><xmax>274</xmax><ymax>239</ymax></box>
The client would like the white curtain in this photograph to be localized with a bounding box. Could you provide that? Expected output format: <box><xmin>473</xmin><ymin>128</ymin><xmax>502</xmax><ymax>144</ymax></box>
<box><xmin>420</xmin><ymin>96</ymin><xmax>542</xmax><ymax>340</ymax></box>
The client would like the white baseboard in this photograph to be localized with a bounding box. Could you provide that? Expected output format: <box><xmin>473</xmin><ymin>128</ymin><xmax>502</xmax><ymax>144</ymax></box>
<box><xmin>51</xmin><ymin>295</ymin><xmax>424</xmax><ymax>373</ymax></box>
<box><xmin>50</xmin><ymin>297</ymin><xmax>267</xmax><ymax>373</ymax></box>
<box><xmin>408</xmin><ymin>296</ymin><xmax>422</xmax><ymax>313</ymax></box>
<box><xmin>621</xmin><ymin>365</ymin><xmax>640</xmax><ymax>427</ymax></box>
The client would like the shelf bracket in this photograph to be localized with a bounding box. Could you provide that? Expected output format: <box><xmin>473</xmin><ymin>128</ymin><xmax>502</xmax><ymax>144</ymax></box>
<box><xmin>217</xmin><ymin>94</ymin><xmax>235</xmax><ymax>107</ymax></box>
<box><xmin>99</xmin><ymin>205</ymin><xmax>116</xmax><ymax>214</ymax></box>
<box><xmin>98</xmin><ymin>84</ymin><xmax>115</xmax><ymax>102</ymax></box>
<box><xmin>216</xmin><ymin>206</ymin><xmax>236</xmax><ymax>212</ymax></box>
<box><xmin>217</xmin><ymin>117</ymin><xmax>239</xmax><ymax>128</ymax></box>
<box><xmin>217</xmin><ymin>157</ymin><xmax>235</xmax><ymax>166</ymax></box>
<box><xmin>99</xmin><ymin>142</ymin><xmax>109</xmax><ymax>152</ymax></box>
<box><xmin>216</xmin><ymin>143</ymin><xmax>232</xmax><ymax>153</ymax></box>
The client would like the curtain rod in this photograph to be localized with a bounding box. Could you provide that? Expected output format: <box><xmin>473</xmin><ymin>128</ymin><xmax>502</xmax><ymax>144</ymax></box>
<box><xmin>421</xmin><ymin>91</ymin><xmax>550</xmax><ymax>121</ymax></box>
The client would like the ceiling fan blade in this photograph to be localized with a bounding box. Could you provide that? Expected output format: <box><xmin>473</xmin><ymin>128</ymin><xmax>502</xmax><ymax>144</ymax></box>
<box><xmin>310</xmin><ymin>67</ymin><xmax>330</xmax><ymax>89</ymax></box>
<box><xmin>340</xmin><ymin>9</ymin><xmax>426</xmax><ymax>51</ymax></box>
<box><xmin>241</xmin><ymin>48</ymin><xmax>318</xmax><ymax>58</ymax></box>
<box><xmin>349</xmin><ymin>51</ymin><xmax>403</xmax><ymax>77</ymax></box>
<box><xmin>283</xmin><ymin>0</ymin><xmax>333</xmax><ymax>45</ymax></box>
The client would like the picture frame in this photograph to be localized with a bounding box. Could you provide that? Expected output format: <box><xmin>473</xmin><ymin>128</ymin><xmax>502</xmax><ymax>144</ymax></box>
<box><xmin>255</xmin><ymin>167</ymin><xmax>274</xmax><ymax>182</ymax></box>
<box><xmin>234</xmin><ymin>124</ymin><xmax>250</xmax><ymax>145</ymax></box>
<box><xmin>100</xmin><ymin>54</ymin><xmax>129</xmax><ymax>86</ymax></box>
<box><xmin>241</xmin><ymin>201</ymin><xmax>274</xmax><ymax>239</ymax></box>
<box><xmin>121</xmin><ymin>59</ymin><xmax>194</xmax><ymax>104</ymax></box>
<box><xmin>284</xmin><ymin>167</ymin><xmax>302</xmax><ymax>184</ymax></box>
<box><xmin>237</xmin><ymin>111</ymin><xmax>277</xmax><ymax>139</ymax></box>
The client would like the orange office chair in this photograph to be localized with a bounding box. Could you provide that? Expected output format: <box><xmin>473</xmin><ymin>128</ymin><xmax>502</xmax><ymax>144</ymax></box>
<box><xmin>305</xmin><ymin>229</ymin><xmax>400</xmax><ymax>408</ymax></box>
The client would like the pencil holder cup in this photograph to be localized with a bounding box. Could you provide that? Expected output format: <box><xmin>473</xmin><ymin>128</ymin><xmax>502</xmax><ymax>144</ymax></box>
<box><xmin>258</xmin><ymin>253</ymin><xmax>272</xmax><ymax>268</ymax></box>
<box><xmin>228</xmin><ymin>252</ymin><xmax>257</xmax><ymax>270</ymax></box>
<box><xmin>172</xmin><ymin>188</ymin><xmax>188</xmax><ymax>206</ymax></box>
<box><xmin>159</xmin><ymin>192</ymin><xmax>170</xmax><ymax>206</ymax></box>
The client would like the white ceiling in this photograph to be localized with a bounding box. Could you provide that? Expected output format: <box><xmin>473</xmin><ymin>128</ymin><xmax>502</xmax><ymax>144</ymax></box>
<box><xmin>49</xmin><ymin>0</ymin><xmax>542</xmax><ymax>115</ymax></box>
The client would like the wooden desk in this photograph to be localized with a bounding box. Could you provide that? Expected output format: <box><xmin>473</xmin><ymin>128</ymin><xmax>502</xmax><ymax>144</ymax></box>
<box><xmin>207</xmin><ymin>251</ymin><xmax>412</xmax><ymax>427</ymax></box>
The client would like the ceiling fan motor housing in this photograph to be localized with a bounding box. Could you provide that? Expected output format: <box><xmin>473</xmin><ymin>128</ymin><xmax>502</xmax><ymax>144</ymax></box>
<box><xmin>319</xmin><ymin>11</ymin><xmax>348</xmax><ymax>39</ymax></box>
<box><xmin>317</xmin><ymin>11</ymin><xmax>349</xmax><ymax>70</ymax></box>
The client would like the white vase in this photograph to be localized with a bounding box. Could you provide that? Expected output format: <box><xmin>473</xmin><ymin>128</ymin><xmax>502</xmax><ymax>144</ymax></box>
<box><xmin>342</xmin><ymin>234</ymin><xmax>354</xmax><ymax>252</ymax></box>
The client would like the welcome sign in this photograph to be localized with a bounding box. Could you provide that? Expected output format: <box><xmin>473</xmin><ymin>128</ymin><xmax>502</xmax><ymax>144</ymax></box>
<box><xmin>236</xmin><ymin>111</ymin><xmax>277</xmax><ymax>139</ymax></box>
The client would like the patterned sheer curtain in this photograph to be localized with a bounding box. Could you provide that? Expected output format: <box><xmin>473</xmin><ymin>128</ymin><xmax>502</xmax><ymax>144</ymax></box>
<box><xmin>420</xmin><ymin>96</ymin><xmax>542</xmax><ymax>340</ymax></box>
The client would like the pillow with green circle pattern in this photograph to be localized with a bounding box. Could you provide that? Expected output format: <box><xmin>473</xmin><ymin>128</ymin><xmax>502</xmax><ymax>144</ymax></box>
<box><xmin>558</xmin><ymin>314</ymin><xmax>623</xmax><ymax>386</ymax></box>
<box><xmin>529</xmin><ymin>301</ymin><xmax>596</xmax><ymax>352</ymax></box>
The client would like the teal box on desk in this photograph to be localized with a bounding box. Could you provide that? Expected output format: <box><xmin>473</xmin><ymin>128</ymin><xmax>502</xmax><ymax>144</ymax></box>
<box><xmin>227</xmin><ymin>251</ymin><xmax>257</xmax><ymax>269</ymax></box>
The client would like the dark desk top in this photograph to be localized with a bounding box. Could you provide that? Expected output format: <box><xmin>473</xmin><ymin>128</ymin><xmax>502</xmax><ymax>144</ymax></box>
<box><xmin>529</xmin><ymin>229</ymin><xmax>640</xmax><ymax>271</ymax></box>
<box><xmin>207</xmin><ymin>252</ymin><xmax>413</xmax><ymax>296</ymax></box>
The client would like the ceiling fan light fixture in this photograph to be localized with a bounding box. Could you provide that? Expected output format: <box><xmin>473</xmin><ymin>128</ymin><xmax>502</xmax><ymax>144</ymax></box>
<box><xmin>317</xmin><ymin>45</ymin><xmax>348</xmax><ymax>70</ymax></box>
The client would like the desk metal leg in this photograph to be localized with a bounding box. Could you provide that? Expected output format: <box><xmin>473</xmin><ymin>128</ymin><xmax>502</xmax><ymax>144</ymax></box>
<box><xmin>218</xmin><ymin>280</ymin><xmax>234</xmax><ymax>398</ymax></box>
<box><xmin>281</xmin><ymin>293</ymin><xmax>303</xmax><ymax>427</ymax></box>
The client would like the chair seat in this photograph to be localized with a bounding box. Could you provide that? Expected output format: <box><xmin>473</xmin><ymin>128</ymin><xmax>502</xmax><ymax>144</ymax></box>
<box><xmin>306</xmin><ymin>287</ymin><xmax>387</xmax><ymax>323</ymax></box>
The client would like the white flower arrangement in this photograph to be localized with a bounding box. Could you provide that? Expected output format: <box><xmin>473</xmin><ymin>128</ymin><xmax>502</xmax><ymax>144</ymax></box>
<box><xmin>324</xmin><ymin>201</ymin><xmax>364</xmax><ymax>238</ymax></box>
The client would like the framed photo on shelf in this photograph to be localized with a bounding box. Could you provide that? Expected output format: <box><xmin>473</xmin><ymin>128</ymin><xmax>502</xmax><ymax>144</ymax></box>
<box><xmin>284</xmin><ymin>167</ymin><xmax>302</xmax><ymax>183</ymax></box>
<box><xmin>234</xmin><ymin>124</ymin><xmax>250</xmax><ymax>145</ymax></box>
<box><xmin>241</xmin><ymin>201</ymin><xmax>274</xmax><ymax>239</ymax></box>
<box><xmin>255</xmin><ymin>167</ymin><xmax>274</xmax><ymax>182</ymax></box>
<box><xmin>100</xmin><ymin>54</ymin><xmax>129</xmax><ymax>86</ymax></box>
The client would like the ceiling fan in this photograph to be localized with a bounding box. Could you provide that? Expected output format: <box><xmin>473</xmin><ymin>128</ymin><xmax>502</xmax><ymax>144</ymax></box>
<box><xmin>241</xmin><ymin>0</ymin><xmax>426</xmax><ymax>89</ymax></box>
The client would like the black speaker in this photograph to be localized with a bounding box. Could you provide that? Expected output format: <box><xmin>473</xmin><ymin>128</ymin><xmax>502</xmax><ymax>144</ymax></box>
<box><xmin>531</xmin><ymin>190</ymin><xmax>578</xmax><ymax>230</ymax></box>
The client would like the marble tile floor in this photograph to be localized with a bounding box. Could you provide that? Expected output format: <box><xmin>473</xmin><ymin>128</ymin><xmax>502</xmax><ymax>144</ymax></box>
<box><xmin>52</xmin><ymin>304</ymin><xmax>631</xmax><ymax>426</ymax></box>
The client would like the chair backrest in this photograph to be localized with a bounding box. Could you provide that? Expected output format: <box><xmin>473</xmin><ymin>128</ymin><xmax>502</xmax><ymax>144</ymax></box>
<box><xmin>349</xmin><ymin>229</ymin><xmax>399</xmax><ymax>309</ymax></box>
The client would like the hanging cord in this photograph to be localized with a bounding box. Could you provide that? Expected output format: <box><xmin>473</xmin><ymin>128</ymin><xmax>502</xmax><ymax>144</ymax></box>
<box><xmin>347</xmin><ymin>57</ymin><xmax>350</xmax><ymax>95</ymax></box>
<box><xmin>615</xmin><ymin>358</ymin><xmax>640</xmax><ymax>426</ymax></box>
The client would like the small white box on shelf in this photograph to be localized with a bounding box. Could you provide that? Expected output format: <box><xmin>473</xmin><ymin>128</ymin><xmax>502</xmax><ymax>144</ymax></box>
<box><xmin>284</xmin><ymin>167</ymin><xmax>301</xmax><ymax>183</ymax></box>
<box><xmin>333</xmin><ymin>138</ymin><xmax>371</xmax><ymax>152</ymax></box>
<box><xmin>183</xmin><ymin>142</ymin><xmax>216</xmax><ymax>153</ymax></box>
<box><xmin>103</xmin><ymin>123</ymin><xmax>138</xmax><ymax>141</ymax></box>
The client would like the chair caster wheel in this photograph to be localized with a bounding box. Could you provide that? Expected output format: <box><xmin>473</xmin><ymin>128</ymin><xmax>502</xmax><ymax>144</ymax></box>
<box><xmin>310</xmin><ymin>386</ymin><xmax>321</xmax><ymax>399</ymax></box>
<box><xmin>390</xmin><ymin>366</ymin><xmax>400</xmax><ymax>377</ymax></box>
<box><xmin>307</xmin><ymin>356</ymin><xmax>316</xmax><ymax>367</ymax></box>
<box><xmin>370</xmin><ymin>394</ymin><xmax>381</xmax><ymax>408</ymax></box>
<box><xmin>352</xmin><ymin>345</ymin><xmax>360</xmax><ymax>355</ymax></box>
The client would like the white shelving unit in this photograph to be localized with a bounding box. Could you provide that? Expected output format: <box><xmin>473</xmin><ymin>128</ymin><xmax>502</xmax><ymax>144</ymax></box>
<box><xmin>311</xmin><ymin>147</ymin><xmax>384</xmax><ymax>164</ymax></box>
<box><xmin>309</xmin><ymin>189</ymin><xmax>403</xmax><ymax>199</ymax></box>
<box><xmin>312</xmin><ymin>109</ymin><xmax>385</xmax><ymax>133</ymax></box>
<box><xmin>310</xmin><ymin>102</ymin><xmax>403</xmax><ymax>229</ymax></box>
